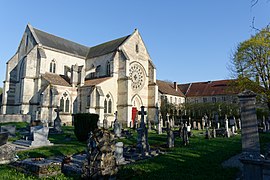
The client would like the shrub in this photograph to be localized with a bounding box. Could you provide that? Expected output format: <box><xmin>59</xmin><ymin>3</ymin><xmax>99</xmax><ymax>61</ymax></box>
<box><xmin>73</xmin><ymin>113</ymin><xmax>99</xmax><ymax>142</ymax></box>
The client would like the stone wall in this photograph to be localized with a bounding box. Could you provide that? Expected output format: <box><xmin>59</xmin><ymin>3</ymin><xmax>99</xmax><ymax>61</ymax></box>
<box><xmin>0</xmin><ymin>114</ymin><xmax>31</xmax><ymax>123</ymax></box>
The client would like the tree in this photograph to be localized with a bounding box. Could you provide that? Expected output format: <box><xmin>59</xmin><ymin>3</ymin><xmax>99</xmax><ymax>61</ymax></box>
<box><xmin>0</xmin><ymin>87</ymin><xmax>2</xmax><ymax>95</ymax></box>
<box><xmin>231</xmin><ymin>27</ymin><xmax>270</xmax><ymax>109</ymax></box>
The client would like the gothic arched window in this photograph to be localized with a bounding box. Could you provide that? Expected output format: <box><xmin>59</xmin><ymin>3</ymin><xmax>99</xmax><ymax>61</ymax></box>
<box><xmin>104</xmin><ymin>94</ymin><xmax>112</xmax><ymax>114</ymax></box>
<box><xmin>50</xmin><ymin>60</ymin><xmax>56</xmax><ymax>73</ymax></box>
<box><xmin>59</xmin><ymin>92</ymin><xmax>70</xmax><ymax>113</ymax></box>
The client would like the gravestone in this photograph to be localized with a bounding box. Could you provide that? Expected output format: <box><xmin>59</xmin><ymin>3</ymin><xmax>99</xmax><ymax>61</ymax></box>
<box><xmin>0</xmin><ymin>132</ymin><xmax>17</xmax><ymax>164</ymax></box>
<box><xmin>202</xmin><ymin>117</ymin><xmax>205</xmax><ymax>130</ymax></box>
<box><xmin>267</xmin><ymin>120</ymin><xmax>270</xmax><ymax>132</ymax></box>
<box><xmin>217</xmin><ymin>122</ymin><xmax>220</xmax><ymax>129</ymax></box>
<box><xmin>115</xmin><ymin>142</ymin><xmax>125</xmax><ymax>165</ymax></box>
<box><xmin>212</xmin><ymin>128</ymin><xmax>216</xmax><ymax>138</ymax></box>
<box><xmin>158</xmin><ymin>119</ymin><xmax>162</xmax><ymax>135</ymax></box>
<box><xmin>167</xmin><ymin>120</ymin><xmax>174</xmax><ymax>148</ymax></box>
<box><xmin>159</xmin><ymin>112</ymin><xmax>163</xmax><ymax>128</ymax></box>
<box><xmin>205</xmin><ymin>127</ymin><xmax>211</xmax><ymax>139</ymax></box>
<box><xmin>193</xmin><ymin>121</ymin><xmax>197</xmax><ymax>130</ymax></box>
<box><xmin>147</xmin><ymin>117</ymin><xmax>152</xmax><ymax>131</ymax></box>
<box><xmin>136</xmin><ymin>106</ymin><xmax>150</xmax><ymax>155</ymax></box>
<box><xmin>113</xmin><ymin>111</ymin><xmax>122</xmax><ymax>138</ymax></box>
<box><xmin>0</xmin><ymin>125</ymin><xmax>16</xmax><ymax>137</ymax></box>
<box><xmin>225</xmin><ymin>115</ymin><xmax>230</xmax><ymax>138</ymax></box>
<box><xmin>238</xmin><ymin>118</ymin><xmax>241</xmax><ymax>130</ymax></box>
<box><xmin>238</xmin><ymin>90</ymin><xmax>265</xmax><ymax>180</ymax></box>
<box><xmin>187</xmin><ymin>124</ymin><xmax>191</xmax><ymax>137</ymax></box>
<box><xmin>179</xmin><ymin>123</ymin><xmax>184</xmax><ymax>138</ymax></box>
<box><xmin>197</xmin><ymin>122</ymin><xmax>201</xmax><ymax>130</ymax></box>
<box><xmin>204</xmin><ymin>114</ymin><xmax>208</xmax><ymax>128</ymax></box>
<box><xmin>182</xmin><ymin>123</ymin><xmax>189</xmax><ymax>146</ymax></box>
<box><xmin>103</xmin><ymin>118</ymin><xmax>108</xmax><ymax>129</ymax></box>
<box><xmin>31</xmin><ymin>126</ymin><xmax>53</xmax><ymax>147</ymax></box>
<box><xmin>82</xmin><ymin>129</ymin><xmax>117</xmax><ymax>179</ymax></box>
<box><xmin>53</xmin><ymin>107</ymin><xmax>62</xmax><ymax>133</ymax></box>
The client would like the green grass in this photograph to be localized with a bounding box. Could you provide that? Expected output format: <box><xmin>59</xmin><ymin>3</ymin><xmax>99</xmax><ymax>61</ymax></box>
<box><xmin>1</xmin><ymin>123</ymin><xmax>270</xmax><ymax>179</ymax></box>
<box><xmin>118</xmin><ymin>131</ymin><xmax>242</xmax><ymax>180</ymax></box>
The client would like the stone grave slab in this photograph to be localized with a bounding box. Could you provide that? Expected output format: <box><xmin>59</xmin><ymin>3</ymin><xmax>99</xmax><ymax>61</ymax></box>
<box><xmin>1</xmin><ymin>125</ymin><xmax>16</xmax><ymax>137</ymax></box>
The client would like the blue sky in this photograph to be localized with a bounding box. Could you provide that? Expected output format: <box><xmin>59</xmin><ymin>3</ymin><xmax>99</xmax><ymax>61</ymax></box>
<box><xmin>0</xmin><ymin>1</ymin><xmax>269</xmax><ymax>86</ymax></box>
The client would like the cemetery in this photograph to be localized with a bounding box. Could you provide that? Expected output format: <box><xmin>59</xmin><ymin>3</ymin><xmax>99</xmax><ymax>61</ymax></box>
<box><xmin>0</xmin><ymin>96</ymin><xmax>269</xmax><ymax>180</ymax></box>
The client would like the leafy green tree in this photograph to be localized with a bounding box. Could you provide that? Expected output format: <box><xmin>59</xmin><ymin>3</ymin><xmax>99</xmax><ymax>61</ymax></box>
<box><xmin>231</xmin><ymin>27</ymin><xmax>270</xmax><ymax>109</ymax></box>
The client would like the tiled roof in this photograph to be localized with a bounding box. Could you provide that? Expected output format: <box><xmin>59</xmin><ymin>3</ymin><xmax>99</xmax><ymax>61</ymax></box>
<box><xmin>179</xmin><ymin>79</ymin><xmax>238</xmax><ymax>97</ymax></box>
<box><xmin>157</xmin><ymin>80</ymin><xmax>185</xmax><ymax>97</ymax></box>
<box><xmin>42</xmin><ymin>73</ymin><xmax>71</xmax><ymax>87</ymax></box>
<box><xmin>84</xmin><ymin>77</ymin><xmax>111</xmax><ymax>86</ymax></box>
<box><xmin>33</xmin><ymin>28</ymin><xmax>89</xmax><ymax>57</ymax></box>
<box><xmin>86</xmin><ymin>35</ymin><xmax>130</xmax><ymax>59</ymax></box>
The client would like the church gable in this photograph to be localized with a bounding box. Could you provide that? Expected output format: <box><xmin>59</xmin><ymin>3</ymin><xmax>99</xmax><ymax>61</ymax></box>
<box><xmin>119</xmin><ymin>29</ymin><xmax>151</xmax><ymax>63</ymax></box>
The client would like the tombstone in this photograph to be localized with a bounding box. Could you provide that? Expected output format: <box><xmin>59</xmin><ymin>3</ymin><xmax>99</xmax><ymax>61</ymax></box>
<box><xmin>202</xmin><ymin>117</ymin><xmax>205</xmax><ymax>130</ymax></box>
<box><xmin>214</xmin><ymin>114</ymin><xmax>219</xmax><ymax>126</ymax></box>
<box><xmin>171</xmin><ymin>116</ymin><xmax>175</xmax><ymax>128</ymax></box>
<box><xmin>238</xmin><ymin>90</ymin><xmax>263</xmax><ymax>180</ymax></box>
<box><xmin>148</xmin><ymin>117</ymin><xmax>152</xmax><ymax>131</ymax></box>
<box><xmin>182</xmin><ymin>123</ymin><xmax>189</xmax><ymax>146</ymax></box>
<box><xmin>212</xmin><ymin>128</ymin><xmax>216</xmax><ymax>138</ymax></box>
<box><xmin>267</xmin><ymin>120</ymin><xmax>270</xmax><ymax>132</ymax></box>
<box><xmin>166</xmin><ymin>113</ymin><xmax>170</xmax><ymax>125</ymax></box>
<box><xmin>217</xmin><ymin>122</ymin><xmax>220</xmax><ymax>129</ymax></box>
<box><xmin>209</xmin><ymin>120</ymin><xmax>212</xmax><ymax>128</ymax></box>
<box><xmin>158</xmin><ymin>120</ymin><xmax>162</xmax><ymax>135</ymax></box>
<box><xmin>204</xmin><ymin>114</ymin><xmax>208</xmax><ymax>127</ymax></box>
<box><xmin>167</xmin><ymin>120</ymin><xmax>174</xmax><ymax>148</ymax></box>
<box><xmin>53</xmin><ymin>106</ymin><xmax>62</xmax><ymax>133</ymax></box>
<box><xmin>82</xmin><ymin>129</ymin><xmax>117</xmax><ymax>179</ymax></box>
<box><xmin>187</xmin><ymin>124</ymin><xmax>191</xmax><ymax>137</ymax></box>
<box><xmin>159</xmin><ymin>112</ymin><xmax>163</xmax><ymax>128</ymax></box>
<box><xmin>115</xmin><ymin>142</ymin><xmax>125</xmax><ymax>165</ymax></box>
<box><xmin>193</xmin><ymin>121</ymin><xmax>197</xmax><ymax>130</ymax></box>
<box><xmin>136</xmin><ymin>106</ymin><xmax>150</xmax><ymax>155</ymax></box>
<box><xmin>197</xmin><ymin>122</ymin><xmax>201</xmax><ymax>130</ymax></box>
<box><xmin>30</xmin><ymin>126</ymin><xmax>53</xmax><ymax>147</ymax></box>
<box><xmin>225</xmin><ymin>115</ymin><xmax>230</xmax><ymax>138</ymax></box>
<box><xmin>205</xmin><ymin>127</ymin><xmax>211</xmax><ymax>139</ymax></box>
<box><xmin>0</xmin><ymin>132</ymin><xmax>8</xmax><ymax>146</ymax></box>
<box><xmin>232</xmin><ymin>126</ymin><xmax>236</xmax><ymax>135</ymax></box>
<box><xmin>103</xmin><ymin>118</ymin><xmax>108</xmax><ymax>129</ymax></box>
<box><xmin>0</xmin><ymin>125</ymin><xmax>16</xmax><ymax>137</ymax></box>
<box><xmin>179</xmin><ymin>123</ymin><xmax>184</xmax><ymax>138</ymax></box>
<box><xmin>113</xmin><ymin>111</ymin><xmax>122</xmax><ymax>138</ymax></box>
<box><xmin>0</xmin><ymin>132</ymin><xmax>17</xmax><ymax>164</ymax></box>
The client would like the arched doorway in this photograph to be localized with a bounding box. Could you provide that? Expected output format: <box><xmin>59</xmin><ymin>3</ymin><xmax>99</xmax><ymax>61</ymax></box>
<box><xmin>131</xmin><ymin>95</ymin><xmax>143</xmax><ymax>127</ymax></box>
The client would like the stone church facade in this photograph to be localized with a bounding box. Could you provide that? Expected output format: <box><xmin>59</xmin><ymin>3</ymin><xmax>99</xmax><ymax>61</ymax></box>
<box><xmin>0</xmin><ymin>24</ymin><xmax>158</xmax><ymax>127</ymax></box>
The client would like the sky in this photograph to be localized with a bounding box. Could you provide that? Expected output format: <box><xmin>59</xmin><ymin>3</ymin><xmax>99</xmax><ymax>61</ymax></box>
<box><xmin>0</xmin><ymin>1</ymin><xmax>269</xmax><ymax>87</ymax></box>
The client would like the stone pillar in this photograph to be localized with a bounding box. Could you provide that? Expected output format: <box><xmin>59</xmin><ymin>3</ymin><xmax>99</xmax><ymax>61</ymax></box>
<box><xmin>238</xmin><ymin>90</ymin><xmax>263</xmax><ymax>180</ymax></box>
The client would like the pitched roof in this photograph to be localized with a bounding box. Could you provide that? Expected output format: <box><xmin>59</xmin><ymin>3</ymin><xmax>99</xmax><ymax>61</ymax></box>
<box><xmin>33</xmin><ymin>28</ymin><xmax>89</xmax><ymax>57</ymax></box>
<box><xmin>86</xmin><ymin>35</ymin><xmax>130</xmax><ymax>59</ymax></box>
<box><xmin>84</xmin><ymin>77</ymin><xmax>111</xmax><ymax>86</ymax></box>
<box><xmin>179</xmin><ymin>79</ymin><xmax>238</xmax><ymax>97</ymax></box>
<box><xmin>42</xmin><ymin>73</ymin><xmax>71</xmax><ymax>87</ymax></box>
<box><xmin>157</xmin><ymin>80</ymin><xmax>185</xmax><ymax>97</ymax></box>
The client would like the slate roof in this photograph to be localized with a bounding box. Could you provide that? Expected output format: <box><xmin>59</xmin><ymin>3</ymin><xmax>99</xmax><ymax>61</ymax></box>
<box><xmin>179</xmin><ymin>79</ymin><xmax>238</xmax><ymax>97</ymax></box>
<box><xmin>86</xmin><ymin>35</ymin><xmax>130</xmax><ymax>59</ymax></box>
<box><xmin>42</xmin><ymin>73</ymin><xmax>71</xmax><ymax>87</ymax></box>
<box><xmin>157</xmin><ymin>80</ymin><xmax>185</xmax><ymax>97</ymax></box>
<box><xmin>84</xmin><ymin>77</ymin><xmax>111</xmax><ymax>86</ymax></box>
<box><xmin>33</xmin><ymin>28</ymin><xmax>89</xmax><ymax>57</ymax></box>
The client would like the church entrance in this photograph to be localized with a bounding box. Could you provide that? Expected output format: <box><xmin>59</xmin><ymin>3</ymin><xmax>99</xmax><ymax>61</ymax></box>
<box><xmin>131</xmin><ymin>95</ymin><xmax>142</xmax><ymax>127</ymax></box>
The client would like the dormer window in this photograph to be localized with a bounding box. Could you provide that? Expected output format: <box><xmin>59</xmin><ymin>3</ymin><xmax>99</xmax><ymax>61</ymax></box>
<box><xmin>50</xmin><ymin>59</ymin><xmax>56</xmax><ymax>73</ymax></box>
<box><xmin>136</xmin><ymin>44</ymin><xmax>139</xmax><ymax>53</ymax></box>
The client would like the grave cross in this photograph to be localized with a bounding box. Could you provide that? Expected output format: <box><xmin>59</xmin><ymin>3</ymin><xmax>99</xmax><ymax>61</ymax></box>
<box><xmin>54</xmin><ymin>106</ymin><xmax>62</xmax><ymax>119</ymax></box>
<box><xmin>138</xmin><ymin>106</ymin><xmax>147</xmax><ymax>124</ymax></box>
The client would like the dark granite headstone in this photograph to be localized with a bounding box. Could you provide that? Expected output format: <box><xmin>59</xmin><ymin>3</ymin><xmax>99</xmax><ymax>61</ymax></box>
<box><xmin>0</xmin><ymin>132</ymin><xmax>8</xmax><ymax>146</ymax></box>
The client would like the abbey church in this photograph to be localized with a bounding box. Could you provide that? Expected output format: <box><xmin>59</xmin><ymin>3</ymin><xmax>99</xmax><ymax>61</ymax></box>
<box><xmin>0</xmin><ymin>24</ymin><xmax>159</xmax><ymax>126</ymax></box>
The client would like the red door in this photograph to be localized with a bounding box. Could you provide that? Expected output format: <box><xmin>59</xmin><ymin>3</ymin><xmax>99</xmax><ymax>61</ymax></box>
<box><xmin>132</xmin><ymin>107</ymin><xmax>137</xmax><ymax>126</ymax></box>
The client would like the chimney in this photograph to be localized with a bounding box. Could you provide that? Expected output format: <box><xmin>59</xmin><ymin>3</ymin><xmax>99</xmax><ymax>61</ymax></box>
<box><xmin>174</xmin><ymin>82</ymin><xmax>177</xmax><ymax>91</ymax></box>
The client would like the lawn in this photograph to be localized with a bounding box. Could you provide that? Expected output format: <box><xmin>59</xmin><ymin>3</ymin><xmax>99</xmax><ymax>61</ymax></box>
<box><xmin>0</xmin><ymin>122</ymin><xmax>269</xmax><ymax>179</ymax></box>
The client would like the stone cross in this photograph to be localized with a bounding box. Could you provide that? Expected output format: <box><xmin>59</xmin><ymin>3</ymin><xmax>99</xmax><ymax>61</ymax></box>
<box><xmin>53</xmin><ymin>106</ymin><xmax>62</xmax><ymax>132</ymax></box>
<box><xmin>167</xmin><ymin>120</ymin><xmax>174</xmax><ymax>148</ymax></box>
<box><xmin>138</xmin><ymin>106</ymin><xmax>147</xmax><ymax>128</ymax></box>
<box><xmin>114</xmin><ymin>111</ymin><xmax>118</xmax><ymax>120</ymax></box>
